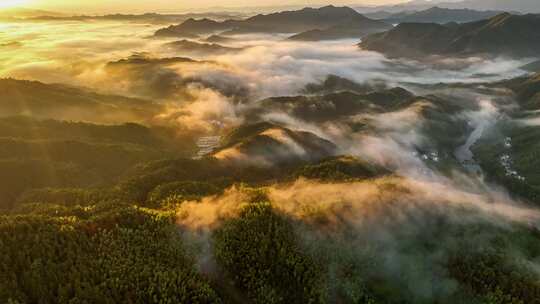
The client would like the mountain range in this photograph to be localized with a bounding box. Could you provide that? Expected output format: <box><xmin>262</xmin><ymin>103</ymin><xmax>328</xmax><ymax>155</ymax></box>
<box><xmin>355</xmin><ymin>0</ymin><xmax>540</xmax><ymax>14</ymax></box>
<box><xmin>0</xmin><ymin>8</ymin><xmax>63</xmax><ymax>19</ymax></box>
<box><xmin>382</xmin><ymin>6</ymin><xmax>507</xmax><ymax>24</ymax></box>
<box><xmin>4</xmin><ymin>10</ymin><xmax>244</xmax><ymax>24</ymax></box>
<box><xmin>5</xmin><ymin>2</ymin><xmax>540</xmax><ymax>303</ymax></box>
<box><xmin>360</xmin><ymin>13</ymin><xmax>540</xmax><ymax>58</ymax></box>
<box><xmin>155</xmin><ymin>5</ymin><xmax>392</xmax><ymax>40</ymax></box>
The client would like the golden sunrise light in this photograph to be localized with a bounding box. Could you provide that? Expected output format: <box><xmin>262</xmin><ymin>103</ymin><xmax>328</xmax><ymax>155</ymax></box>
<box><xmin>0</xmin><ymin>0</ymin><xmax>29</xmax><ymax>8</ymax></box>
<box><xmin>20</xmin><ymin>0</ymin><xmax>409</xmax><ymax>14</ymax></box>
<box><xmin>1</xmin><ymin>0</ymin><xmax>540</xmax><ymax>303</ymax></box>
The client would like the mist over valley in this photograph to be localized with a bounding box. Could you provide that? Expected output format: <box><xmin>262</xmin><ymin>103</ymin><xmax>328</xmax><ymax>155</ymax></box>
<box><xmin>1</xmin><ymin>1</ymin><xmax>540</xmax><ymax>303</ymax></box>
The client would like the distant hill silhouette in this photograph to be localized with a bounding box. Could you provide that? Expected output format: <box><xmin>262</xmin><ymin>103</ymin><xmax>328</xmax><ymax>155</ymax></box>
<box><xmin>20</xmin><ymin>12</ymin><xmax>243</xmax><ymax>25</ymax></box>
<box><xmin>384</xmin><ymin>6</ymin><xmax>506</xmax><ymax>24</ymax></box>
<box><xmin>155</xmin><ymin>5</ymin><xmax>391</xmax><ymax>39</ymax></box>
<box><xmin>164</xmin><ymin>40</ymin><xmax>243</xmax><ymax>54</ymax></box>
<box><xmin>288</xmin><ymin>15</ymin><xmax>392</xmax><ymax>41</ymax></box>
<box><xmin>204</xmin><ymin>35</ymin><xmax>235</xmax><ymax>43</ymax></box>
<box><xmin>355</xmin><ymin>0</ymin><xmax>540</xmax><ymax>14</ymax></box>
<box><xmin>360</xmin><ymin>13</ymin><xmax>540</xmax><ymax>58</ymax></box>
<box><xmin>0</xmin><ymin>8</ymin><xmax>63</xmax><ymax>19</ymax></box>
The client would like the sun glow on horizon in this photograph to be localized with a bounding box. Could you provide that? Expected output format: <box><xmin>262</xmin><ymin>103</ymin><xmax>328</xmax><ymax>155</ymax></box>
<box><xmin>0</xmin><ymin>0</ymin><xmax>29</xmax><ymax>8</ymax></box>
<box><xmin>19</xmin><ymin>0</ymin><xmax>407</xmax><ymax>14</ymax></box>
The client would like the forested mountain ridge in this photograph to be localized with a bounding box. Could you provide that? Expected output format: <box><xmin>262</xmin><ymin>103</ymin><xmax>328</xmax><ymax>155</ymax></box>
<box><xmin>155</xmin><ymin>5</ymin><xmax>391</xmax><ymax>39</ymax></box>
<box><xmin>360</xmin><ymin>13</ymin><xmax>540</xmax><ymax>58</ymax></box>
<box><xmin>0</xmin><ymin>78</ymin><xmax>162</xmax><ymax>124</ymax></box>
<box><xmin>383</xmin><ymin>6</ymin><xmax>506</xmax><ymax>24</ymax></box>
<box><xmin>3</xmin><ymin>3</ymin><xmax>540</xmax><ymax>303</ymax></box>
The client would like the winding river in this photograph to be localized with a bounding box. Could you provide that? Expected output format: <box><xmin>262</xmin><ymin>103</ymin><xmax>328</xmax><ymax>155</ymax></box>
<box><xmin>454</xmin><ymin>122</ymin><xmax>486</xmax><ymax>175</ymax></box>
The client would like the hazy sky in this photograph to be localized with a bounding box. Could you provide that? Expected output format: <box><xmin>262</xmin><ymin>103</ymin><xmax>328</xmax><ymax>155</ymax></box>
<box><xmin>18</xmin><ymin>0</ymin><xmax>410</xmax><ymax>13</ymax></box>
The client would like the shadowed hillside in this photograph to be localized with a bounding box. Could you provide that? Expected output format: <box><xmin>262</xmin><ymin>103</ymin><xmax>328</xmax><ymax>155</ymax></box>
<box><xmin>0</xmin><ymin>78</ymin><xmax>163</xmax><ymax>124</ymax></box>
<box><xmin>360</xmin><ymin>13</ymin><xmax>540</xmax><ymax>58</ymax></box>
<box><xmin>155</xmin><ymin>5</ymin><xmax>391</xmax><ymax>39</ymax></box>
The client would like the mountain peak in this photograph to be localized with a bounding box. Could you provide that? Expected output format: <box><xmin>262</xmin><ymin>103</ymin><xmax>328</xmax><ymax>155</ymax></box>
<box><xmin>486</xmin><ymin>12</ymin><xmax>513</xmax><ymax>26</ymax></box>
<box><xmin>320</xmin><ymin>5</ymin><xmax>337</xmax><ymax>9</ymax></box>
<box><xmin>318</xmin><ymin>5</ymin><xmax>356</xmax><ymax>13</ymax></box>
<box><xmin>184</xmin><ymin>18</ymin><xmax>216</xmax><ymax>24</ymax></box>
<box><xmin>156</xmin><ymin>5</ymin><xmax>389</xmax><ymax>38</ymax></box>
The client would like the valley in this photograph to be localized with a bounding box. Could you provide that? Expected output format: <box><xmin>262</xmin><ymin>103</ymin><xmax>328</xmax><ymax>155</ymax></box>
<box><xmin>1</xmin><ymin>1</ymin><xmax>540</xmax><ymax>303</ymax></box>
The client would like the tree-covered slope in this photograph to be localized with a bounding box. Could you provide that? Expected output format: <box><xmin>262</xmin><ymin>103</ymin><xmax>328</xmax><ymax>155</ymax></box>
<box><xmin>360</xmin><ymin>13</ymin><xmax>540</xmax><ymax>58</ymax></box>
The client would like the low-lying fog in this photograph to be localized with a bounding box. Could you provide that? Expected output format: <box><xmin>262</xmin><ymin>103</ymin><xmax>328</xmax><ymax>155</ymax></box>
<box><xmin>1</xmin><ymin>17</ymin><xmax>536</xmax><ymax>198</ymax></box>
<box><xmin>2</xmin><ymin>17</ymin><xmax>536</xmax><ymax>177</ymax></box>
<box><xmin>0</xmin><ymin>19</ymin><xmax>532</xmax><ymax>100</ymax></box>
<box><xmin>3</xmin><ymin>15</ymin><xmax>540</xmax><ymax>302</ymax></box>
